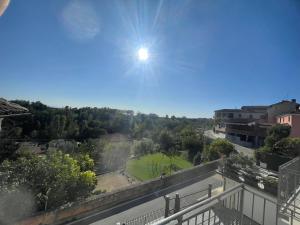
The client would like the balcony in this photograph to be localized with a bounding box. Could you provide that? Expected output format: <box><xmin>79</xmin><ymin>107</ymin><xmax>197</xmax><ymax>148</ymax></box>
<box><xmin>151</xmin><ymin>184</ymin><xmax>300</xmax><ymax>225</ymax></box>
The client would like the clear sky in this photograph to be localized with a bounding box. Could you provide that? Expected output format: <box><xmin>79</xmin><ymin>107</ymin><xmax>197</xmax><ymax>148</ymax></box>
<box><xmin>0</xmin><ymin>0</ymin><xmax>300</xmax><ymax>118</ymax></box>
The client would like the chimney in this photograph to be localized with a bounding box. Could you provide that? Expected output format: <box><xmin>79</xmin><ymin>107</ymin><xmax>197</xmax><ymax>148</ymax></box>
<box><xmin>291</xmin><ymin>99</ymin><xmax>296</xmax><ymax>103</ymax></box>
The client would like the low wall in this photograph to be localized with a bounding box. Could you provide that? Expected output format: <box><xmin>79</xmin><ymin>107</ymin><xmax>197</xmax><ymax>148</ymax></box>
<box><xmin>17</xmin><ymin>160</ymin><xmax>220</xmax><ymax>225</ymax></box>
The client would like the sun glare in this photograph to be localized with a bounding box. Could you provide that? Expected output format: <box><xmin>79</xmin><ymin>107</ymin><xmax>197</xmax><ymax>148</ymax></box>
<box><xmin>138</xmin><ymin>47</ymin><xmax>149</xmax><ymax>61</ymax></box>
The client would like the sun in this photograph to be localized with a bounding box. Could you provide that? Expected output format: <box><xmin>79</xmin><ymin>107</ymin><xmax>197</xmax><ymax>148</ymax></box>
<box><xmin>137</xmin><ymin>47</ymin><xmax>149</xmax><ymax>61</ymax></box>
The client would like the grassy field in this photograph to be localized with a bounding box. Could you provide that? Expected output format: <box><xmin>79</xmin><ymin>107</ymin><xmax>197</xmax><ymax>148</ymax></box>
<box><xmin>126</xmin><ymin>153</ymin><xmax>193</xmax><ymax>181</ymax></box>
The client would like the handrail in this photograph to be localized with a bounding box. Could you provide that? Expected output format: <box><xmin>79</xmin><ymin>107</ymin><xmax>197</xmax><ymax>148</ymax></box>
<box><xmin>152</xmin><ymin>184</ymin><xmax>244</xmax><ymax>225</ymax></box>
<box><xmin>152</xmin><ymin>183</ymin><xmax>300</xmax><ymax>225</ymax></box>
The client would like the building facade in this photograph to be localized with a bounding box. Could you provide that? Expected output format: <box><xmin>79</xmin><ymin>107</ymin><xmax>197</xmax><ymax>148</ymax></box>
<box><xmin>277</xmin><ymin>113</ymin><xmax>300</xmax><ymax>138</ymax></box>
<box><xmin>214</xmin><ymin>99</ymin><xmax>300</xmax><ymax>148</ymax></box>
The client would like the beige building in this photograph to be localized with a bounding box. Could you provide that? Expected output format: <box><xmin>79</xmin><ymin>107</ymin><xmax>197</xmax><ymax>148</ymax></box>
<box><xmin>214</xmin><ymin>99</ymin><xmax>300</xmax><ymax>148</ymax></box>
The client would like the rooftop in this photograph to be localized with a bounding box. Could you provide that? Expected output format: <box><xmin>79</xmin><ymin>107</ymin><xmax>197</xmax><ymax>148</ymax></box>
<box><xmin>0</xmin><ymin>98</ymin><xmax>29</xmax><ymax>117</ymax></box>
<box><xmin>215</xmin><ymin>99</ymin><xmax>300</xmax><ymax>114</ymax></box>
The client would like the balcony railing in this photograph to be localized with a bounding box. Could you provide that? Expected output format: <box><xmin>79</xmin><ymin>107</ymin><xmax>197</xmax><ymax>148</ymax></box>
<box><xmin>152</xmin><ymin>184</ymin><xmax>300</xmax><ymax>225</ymax></box>
<box><xmin>278</xmin><ymin>157</ymin><xmax>300</xmax><ymax>206</ymax></box>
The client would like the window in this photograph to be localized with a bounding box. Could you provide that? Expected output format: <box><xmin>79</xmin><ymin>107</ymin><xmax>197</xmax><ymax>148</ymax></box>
<box><xmin>249</xmin><ymin>114</ymin><xmax>253</xmax><ymax>119</ymax></box>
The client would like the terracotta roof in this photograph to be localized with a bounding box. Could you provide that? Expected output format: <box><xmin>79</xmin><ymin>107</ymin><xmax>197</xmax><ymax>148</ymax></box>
<box><xmin>0</xmin><ymin>98</ymin><xmax>29</xmax><ymax>117</ymax></box>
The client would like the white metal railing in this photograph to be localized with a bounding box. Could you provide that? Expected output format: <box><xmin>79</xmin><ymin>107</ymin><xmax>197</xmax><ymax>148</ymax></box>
<box><xmin>152</xmin><ymin>184</ymin><xmax>244</xmax><ymax>225</ymax></box>
<box><xmin>151</xmin><ymin>184</ymin><xmax>300</xmax><ymax>225</ymax></box>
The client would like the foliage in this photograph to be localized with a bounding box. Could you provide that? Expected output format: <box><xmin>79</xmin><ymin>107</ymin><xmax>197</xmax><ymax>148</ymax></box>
<box><xmin>255</xmin><ymin>124</ymin><xmax>298</xmax><ymax>165</ymax></box>
<box><xmin>1</xmin><ymin>100</ymin><xmax>213</xmax><ymax>164</ymax></box>
<box><xmin>73</xmin><ymin>154</ymin><xmax>94</xmax><ymax>171</ymax></box>
<box><xmin>0</xmin><ymin>121</ymin><xmax>23</xmax><ymax>162</ymax></box>
<box><xmin>180</xmin><ymin>126</ymin><xmax>203</xmax><ymax>161</ymax></box>
<box><xmin>0</xmin><ymin>150</ymin><xmax>97</xmax><ymax>211</ymax></box>
<box><xmin>132</xmin><ymin>138</ymin><xmax>156</xmax><ymax>157</ymax></box>
<box><xmin>264</xmin><ymin>124</ymin><xmax>291</xmax><ymax>148</ymax></box>
<box><xmin>158</xmin><ymin>130</ymin><xmax>175</xmax><ymax>153</ymax></box>
<box><xmin>226</xmin><ymin>154</ymin><xmax>254</xmax><ymax>169</ymax></box>
<box><xmin>7</xmin><ymin>101</ymin><xmax>213</xmax><ymax>144</ymax></box>
<box><xmin>273</xmin><ymin>137</ymin><xmax>300</xmax><ymax>157</ymax></box>
<box><xmin>126</xmin><ymin>153</ymin><xmax>192</xmax><ymax>181</ymax></box>
<box><xmin>7</xmin><ymin>101</ymin><xmax>133</xmax><ymax>141</ymax></box>
<box><xmin>203</xmin><ymin>139</ymin><xmax>235</xmax><ymax>161</ymax></box>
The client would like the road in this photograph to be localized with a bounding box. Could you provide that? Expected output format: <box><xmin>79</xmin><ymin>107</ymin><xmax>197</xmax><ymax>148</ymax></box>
<box><xmin>204</xmin><ymin>130</ymin><xmax>254</xmax><ymax>158</ymax></box>
<box><xmin>66</xmin><ymin>173</ymin><xmax>224</xmax><ymax>225</ymax></box>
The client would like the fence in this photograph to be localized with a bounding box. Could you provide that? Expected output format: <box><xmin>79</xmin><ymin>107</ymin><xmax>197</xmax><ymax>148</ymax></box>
<box><xmin>123</xmin><ymin>208</ymin><xmax>165</xmax><ymax>225</ymax></box>
<box><xmin>278</xmin><ymin>157</ymin><xmax>300</xmax><ymax>206</ymax></box>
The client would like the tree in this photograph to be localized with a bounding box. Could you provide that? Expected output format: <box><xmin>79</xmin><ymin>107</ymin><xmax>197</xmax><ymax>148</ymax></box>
<box><xmin>133</xmin><ymin>138</ymin><xmax>155</xmax><ymax>157</ymax></box>
<box><xmin>255</xmin><ymin>124</ymin><xmax>296</xmax><ymax>163</ymax></box>
<box><xmin>203</xmin><ymin>145</ymin><xmax>219</xmax><ymax>161</ymax></box>
<box><xmin>74</xmin><ymin>154</ymin><xmax>95</xmax><ymax>171</ymax></box>
<box><xmin>180</xmin><ymin>127</ymin><xmax>203</xmax><ymax>161</ymax></box>
<box><xmin>264</xmin><ymin>124</ymin><xmax>291</xmax><ymax>148</ymax></box>
<box><xmin>203</xmin><ymin>139</ymin><xmax>235</xmax><ymax>161</ymax></box>
<box><xmin>158</xmin><ymin>130</ymin><xmax>175</xmax><ymax>153</ymax></box>
<box><xmin>273</xmin><ymin>137</ymin><xmax>300</xmax><ymax>157</ymax></box>
<box><xmin>0</xmin><ymin>150</ymin><xmax>97</xmax><ymax>212</ymax></box>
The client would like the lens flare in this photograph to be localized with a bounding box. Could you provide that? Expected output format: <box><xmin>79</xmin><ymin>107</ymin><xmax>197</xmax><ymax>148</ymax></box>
<box><xmin>138</xmin><ymin>48</ymin><xmax>149</xmax><ymax>61</ymax></box>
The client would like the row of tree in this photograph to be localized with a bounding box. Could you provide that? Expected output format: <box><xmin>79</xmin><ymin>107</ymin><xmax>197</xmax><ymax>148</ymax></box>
<box><xmin>5</xmin><ymin>100</ymin><xmax>213</xmax><ymax>142</ymax></box>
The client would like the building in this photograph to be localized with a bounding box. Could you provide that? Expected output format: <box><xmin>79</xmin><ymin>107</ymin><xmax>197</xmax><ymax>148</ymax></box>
<box><xmin>214</xmin><ymin>99</ymin><xmax>300</xmax><ymax>148</ymax></box>
<box><xmin>267</xmin><ymin>99</ymin><xmax>300</xmax><ymax>123</ymax></box>
<box><xmin>214</xmin><ymin>105</ymin><xmax>269</xmax><ymax>147</ymax></box>
<box><xmin>0</xmin><ymin>98</ymin><xmax>29</xmax><ymax>132</ymax></box>
<box><xmin>277</xmin><ymin>113</ymin><xmax>300</xmax><ymax>138</ymax></box>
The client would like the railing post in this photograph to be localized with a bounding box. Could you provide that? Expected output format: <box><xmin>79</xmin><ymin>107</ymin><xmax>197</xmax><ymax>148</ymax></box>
<box><xmin>164</xmin><ymin>195</ymin><xmax>170</xmax><ymax>218</ymax></box>
<box><xmin>223</xmin><ymin>177</ymin><xmax>227</xmax><ymax>191</ymax></box>
<box><xmin>276</xmin><ymin>204</ymin><xmax>279</xmax><ymax>225</ymax></box>
<box><xmin>208</xmin><ymin>184</ymin><xmax>212</xmax><ymax>198</ymax></box>
<box><xmin>174</xmin><ymin>193</ymin><xmax>180</xmax><ymax>213</ymax></box>
<box><xmin>175</xmin><ymin>193</ymin><xmax>182</xmax><ymax>225</ymax></box>
<box><xmin>239</xmin><ymin>185</ymin><xmax>244</xmax><ymax>225</ymax></box>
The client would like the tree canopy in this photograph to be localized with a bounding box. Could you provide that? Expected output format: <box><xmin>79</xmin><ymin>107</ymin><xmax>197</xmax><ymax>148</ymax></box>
<box><xmin>0</xmin><ymin>150</ymin><xmax>97</xmax><ymax>212</ymax></box>
<box><xmin>203</xmin><ymin>139</ymin><xmax>235</xmax><ymax>161</ymax></box>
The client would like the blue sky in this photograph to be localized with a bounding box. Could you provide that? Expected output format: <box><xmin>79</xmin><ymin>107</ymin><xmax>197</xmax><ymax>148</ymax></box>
<box><xmin>0</xmin><ymin>0</ymin><xmax>300</xmax><ymax>118</ymax></box>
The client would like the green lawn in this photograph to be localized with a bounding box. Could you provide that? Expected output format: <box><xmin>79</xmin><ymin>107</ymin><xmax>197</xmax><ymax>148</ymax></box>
<box><xmin>126</xmin><ymin>153</ymin><xmax>193</xmax><ymax>181</ymax></box>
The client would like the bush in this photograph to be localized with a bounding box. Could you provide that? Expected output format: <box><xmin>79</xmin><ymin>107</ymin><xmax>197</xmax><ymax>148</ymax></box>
<box><xmin>0</xmin><ymin>150</ymin><xmax>97</xmax><ymax>211</ymax></box>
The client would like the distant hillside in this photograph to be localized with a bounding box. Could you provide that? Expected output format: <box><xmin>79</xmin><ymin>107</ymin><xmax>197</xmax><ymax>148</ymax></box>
<box><xmin>1</xmin><ymin>100</ymin><xmax>213</xmax><ymax>142</ymax></box>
